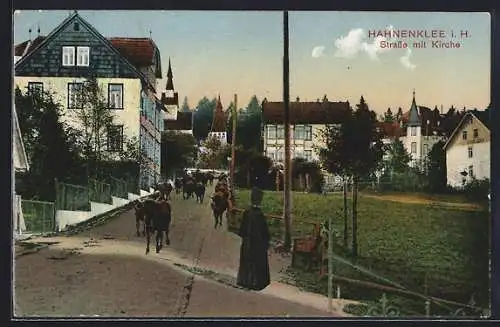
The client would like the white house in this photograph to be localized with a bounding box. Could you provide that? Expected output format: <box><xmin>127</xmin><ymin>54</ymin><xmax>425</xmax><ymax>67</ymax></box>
<box><xmin>443</xmin><ymin>110</ymin><xmax>490</xmax><ymax>188</ymax></box>
<box><xmin>13</xmin><ymin>11</ymin><xmax>169</xmax><ymax>189</ymax></box>
<box><xmin>261</xmin><ymin>97</ymin><xmax>350</xmax><ymax>163</ymax></box>
<box><xmin>12</xmin><ymin>102</ymin><xmax>29</xmax><ymax>238</ymax></box>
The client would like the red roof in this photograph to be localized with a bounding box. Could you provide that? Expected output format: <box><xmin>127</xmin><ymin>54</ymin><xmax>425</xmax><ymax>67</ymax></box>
<box><xmin>262</xmin><ymin>101</ymin><xmax>350</xmax><ymax>124</ymax></box>
<box><xmin>14</xmin><ymin>36</ymin><xmax>157</xmax><ymax>68</ymax></box>
<box><xmin>376</xmin><ymin>122</ymin><xmax>403</xmax><ymax>139</ymax></box>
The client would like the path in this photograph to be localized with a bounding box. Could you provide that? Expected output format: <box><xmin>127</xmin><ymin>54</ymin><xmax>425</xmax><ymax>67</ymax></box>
<box><xmin>14</xmin><ymin>185</ymin><xmax>356</xmax><ymax>317</ymax></box>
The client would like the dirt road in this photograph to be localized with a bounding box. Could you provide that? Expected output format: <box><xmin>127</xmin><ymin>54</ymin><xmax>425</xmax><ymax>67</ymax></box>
<box><xmin>14</xmin><ymin>186</ymin><xmax>354</xmax><ymax>318</ymax></box>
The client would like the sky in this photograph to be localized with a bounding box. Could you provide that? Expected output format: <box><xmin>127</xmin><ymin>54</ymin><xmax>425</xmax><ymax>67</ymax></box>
<box><xmin>13</xmin><ymin>10</ymin><xmax>491</xmax><ymax>114</ymax></box>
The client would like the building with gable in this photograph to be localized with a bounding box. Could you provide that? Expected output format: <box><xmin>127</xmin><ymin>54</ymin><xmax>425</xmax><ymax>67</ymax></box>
<box><xmin>13</xmin><ymin>11</ymin><xmax>170</xmax><ymax>189</ymax></box>
<box><xmin>261</xmin><ymin>97</ymin><xmax>350</xmax><ymax>163</ymax></box>
<box><xmin>443</xmin><ymin>110</ymin><xmax>490</xmax><ymax>188</ymax></box>
<box><xmin>208</xmin><ymin>95</ymin><xmax>228</xmax><ymax>145</ymax></box>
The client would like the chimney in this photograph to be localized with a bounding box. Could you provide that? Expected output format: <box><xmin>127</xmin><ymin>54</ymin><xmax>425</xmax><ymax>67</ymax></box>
<box><xmin>296</xmin><ymin>96</ymin><xmax>300</xmax><ymax>102</ymax></box>
<box><xmin>37</xmin><ymin>24</ymin><xmax>40</xmax><ymax>36</ymax></box>
<box><xmin>161</xmin><ymin>92</ymin><xmax>166</xmax><ymax>104</ymax></box>
<box><xmin>28</xmin><ymin>28</ymin><xmax>32</xmax><ymax>41</ymax></box>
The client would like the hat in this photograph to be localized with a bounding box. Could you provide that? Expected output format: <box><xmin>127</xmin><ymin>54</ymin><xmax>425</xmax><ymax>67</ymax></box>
<box><xmin>250</xmin><ymin>187</ymin><xmax>263</xmax><ymax>205</ymax></box>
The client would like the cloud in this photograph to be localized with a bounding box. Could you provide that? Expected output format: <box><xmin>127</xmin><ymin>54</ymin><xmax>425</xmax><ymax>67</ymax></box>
<box><xmin>311</xmin><ymin>45</ymin><xmax>326</xmax><ymax>58</ymax></box>
<box><xmin>14</xmin><ymin>10</ymin><xmax>22</xmax><ymax>15</ymax></box>
<box><xmin>400</xmin><ymin>48</ymin><xmax>416</xmax><ymax>70</ymax></box>
<box><xmin>334</xmin><ymin>25</ymin><xmax>394</xmax><ymax>61</ymax></box>
<box><xmin>334</xmin><ymin>28</ymin><xmax>365</xmax><ymax>58</ymax></box>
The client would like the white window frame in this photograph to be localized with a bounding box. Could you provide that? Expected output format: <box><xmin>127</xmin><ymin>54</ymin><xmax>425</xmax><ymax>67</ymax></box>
<box><xmin>108</xmin><ymin>84</ymin><xmax>124</xmax><ymax>109</ymax></box>
<box><xmin>62</xmin><ymin>46</ymin><xmax>75</xmax><ymax>66</ymax></box>
<box><xmin>67</xmin><ymin>82</ymin><xmax>83</xmax><ymax>109</ymax></box>
<box><xmin>411</xmin><ymin>142</ymin><xmax>417</xmax><ymax>154</ymax></box>
<box><xmin>410</xmin><ymin>126</ymin><xmax>417</xmax><ymax>136</ymax></box>
<box><xmin>77</xmin><ymin>46</ymin><xmax>90</xmax><ymax>67</ymax></box>
<box><xmin>304</xmin><ymin>149</ymin><xmax>313</xmax><ymax>161</ymax></box>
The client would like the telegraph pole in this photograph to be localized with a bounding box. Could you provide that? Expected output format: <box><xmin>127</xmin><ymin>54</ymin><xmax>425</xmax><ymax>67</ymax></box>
<box><xmin>230</xmin><ymin>94</ymin><xmax>237</xmax><ymax>198</ymax></box>
<box><xmin>283</xmin><ymin>11</ymin><xmax>292</xmax><ymax>251</ymax></box>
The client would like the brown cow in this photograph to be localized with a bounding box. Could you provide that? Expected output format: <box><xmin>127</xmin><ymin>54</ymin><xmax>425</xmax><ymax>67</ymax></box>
<box><xmin>138</xmin><ymin>199</ymin><xmax>173</xmax><ymax>254</ymax></box>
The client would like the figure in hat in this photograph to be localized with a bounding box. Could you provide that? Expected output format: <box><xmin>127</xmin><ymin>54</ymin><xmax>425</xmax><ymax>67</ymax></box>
<box><xmin>236</xmin><ymin>187</ymin><xmax>270</xmax><ymax>291</ymax></box>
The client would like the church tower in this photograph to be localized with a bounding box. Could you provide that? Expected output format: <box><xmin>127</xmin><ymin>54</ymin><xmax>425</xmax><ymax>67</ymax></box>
<box><xmin>161</xmin><ymin>58</ymin><xmax>179</xmax><ymax>120</ymax></box>
<box><xmin>405</xmin><ymin>90</ymin><xmax>422</xmax><ymax>166</ymax></box>
<box><xmin>208</xmin><ymin>95</ymin><xmax>227</xmax><ymax>145</ymax></box>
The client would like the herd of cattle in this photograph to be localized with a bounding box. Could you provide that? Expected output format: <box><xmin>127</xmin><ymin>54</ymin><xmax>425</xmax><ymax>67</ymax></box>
<box><xmin>133</xmin><ymin>171</ymin><xmax>232</xmax><ymax>255</ymax></box>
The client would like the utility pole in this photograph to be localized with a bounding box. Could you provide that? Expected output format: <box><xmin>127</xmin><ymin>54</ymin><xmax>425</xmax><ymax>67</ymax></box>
<box><xmin>230</xmin><ymin>93</ymin><xmax>237</xmax><ymax>199</ymax></box>
<box><xmin>283</xmin><ymin>11</ymin><xmax>292</xmax><ymax>251</ymax></box>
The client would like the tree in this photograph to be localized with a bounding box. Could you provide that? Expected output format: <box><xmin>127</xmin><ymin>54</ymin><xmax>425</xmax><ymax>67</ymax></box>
<box><xmin>384</xmin><ymin>108</ymin><xmax>394</xmax><ymax>123</ymax></box>
<box><xmin>197</xmin><ymin>135</ymin><xmax>229</xmax><ymax>169</ymax></box>
<box><xmin>181</xmin><ymin>96</ymin><xmax>190</xmax><ymax>112</ymax></box>
<box><xmin>160</xmin><ymin>131</ymin><xmax>197</xmax><ymax>177</ymax></box>
<box><xmin>317</xmin><ymin>106</ymin><xmax>353</xmax><ymax>249</ymax></box>
<box><xmin>395</xmin><ymin>107</ymin><xmax>404</xmax><ymax>122</ymax></box>
<box><xmin>14</xmin><ymin>86</ymin><xmax>82</xmax><ymax>201</ymax></box>
<box><xmin>385</xmin><ymin>139</ymin><xmax>412</xmax><ymax>175</ymax></box>
<box><xmin>193</xmin><ymin>97</ymin><xmax>216</xmax><ymax>142</ymax></box>
<box><xmin>426</xmin><ymin>140</ymin><xmax>447</xmax><ymax>193</ymax></box>
<box><xmin>72</xmin><ymin>74</ymin><xmax>116</xmax><ymax>177</ymax></box>
<box><xmin>349</xmin><ymin>96</ymin><xmax>384</xmax><ymax>257</ymax></box>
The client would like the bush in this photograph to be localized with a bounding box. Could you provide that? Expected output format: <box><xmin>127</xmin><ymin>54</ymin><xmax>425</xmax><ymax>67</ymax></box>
<box><xmin>463</xmin><ymin>178</ymin><xmax>490</xmax><ymax>201</ymax></box>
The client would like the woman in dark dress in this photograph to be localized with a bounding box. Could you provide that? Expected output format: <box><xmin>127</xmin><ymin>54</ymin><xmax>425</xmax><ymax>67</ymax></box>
<box><xmin>236</xmin><ymin>187</ymin><xmax>271</xmax><ymax>291</ymax></box>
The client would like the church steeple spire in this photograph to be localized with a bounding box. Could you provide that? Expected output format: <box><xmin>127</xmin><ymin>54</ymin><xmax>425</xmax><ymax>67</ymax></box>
<box><xmin>166</xmin><ymin>57</ymin><xmax>174</xmax><ymax>91</ymax></box>
<box><xmin>407</xmin><ymin>89</ymin><xmax>421</xmax><ymax>126</ymax></box>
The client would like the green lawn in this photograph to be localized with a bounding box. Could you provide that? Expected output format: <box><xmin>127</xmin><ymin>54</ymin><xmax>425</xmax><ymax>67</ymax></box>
<box><xmin>233</xmin><ymin>189</ymin><xmax>490</xmax><ymax>316</ymax></box>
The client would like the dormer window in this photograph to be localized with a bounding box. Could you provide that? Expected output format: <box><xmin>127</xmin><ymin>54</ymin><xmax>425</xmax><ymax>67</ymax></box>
<box><xmin>77</xmin><ymin>46</ymin><xmax>90</xmax><ymax>66</ymax></box>
<box><xmin>62</xmin><ymin>46</ymin><xmax>75</xmax><ymax>66</ymax></box>
<box><xmin>462</xmin><ymin>130</ymin><xmax>468</xmax><ymax>140</ymax></box>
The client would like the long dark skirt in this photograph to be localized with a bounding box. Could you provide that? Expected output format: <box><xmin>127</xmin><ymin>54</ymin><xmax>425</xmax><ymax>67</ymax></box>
<box><xmin>236</xmin><ymin>239</ymin><xmax>270</xmax><ymax>291</ymax></box>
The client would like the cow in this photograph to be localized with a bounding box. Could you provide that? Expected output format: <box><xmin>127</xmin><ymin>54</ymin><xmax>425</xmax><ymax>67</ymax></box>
<box><xmin>134</xmin><ymin>201</ymin><xmax>149</xmax><ymax>237</ymax></box>
<box><xmin>138</xmin><ymin>198</ymin><xmax>173</xmax><ymax>255</ymax></box>
<box><xmin>157</xmin><ymin>182</ymin><xmax>173</xmax><ymax>201</ymax></box>
<box><xmin>174</xmin><ymin>178</ymin><xmax>183</xmax><ymax>194</ymax></box>
<box><xmin>182</xmin><ymin>178</ymin><xmax>196</xmax><ymax>200</ymax></box>
<box><xmin>194</xmin><ymin>182</ymin><xmax>206</xmax><ymax>203</ymax></box>
<box><xmin>210</xmin><ymin>191</ymin><xmax>229</xmax><ymax>229</ymax></box>
<box><xmin>207</xmin><ymin>172</ymin><xmax>215</xmax><ymax>186</ymax></box>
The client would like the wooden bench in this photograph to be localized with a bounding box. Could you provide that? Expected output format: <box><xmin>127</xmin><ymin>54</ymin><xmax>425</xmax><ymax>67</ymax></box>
<box><xmin>291</xmin><ymin>223</ymin><xmax>325</xmax><ymax>272</ymax></box>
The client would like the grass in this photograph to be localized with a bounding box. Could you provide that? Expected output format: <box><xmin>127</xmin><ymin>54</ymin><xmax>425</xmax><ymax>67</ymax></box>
<box><xmin>233</xmin><ymin>189</ymin><xmax>490</xmax><ymax>316</ymax></box>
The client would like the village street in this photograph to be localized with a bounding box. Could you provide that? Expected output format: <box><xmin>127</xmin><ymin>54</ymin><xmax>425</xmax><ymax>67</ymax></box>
<box><xmin>14</xmin><ymin>185</ymin><xmax>354</xmax><ymax>318</ymax></box>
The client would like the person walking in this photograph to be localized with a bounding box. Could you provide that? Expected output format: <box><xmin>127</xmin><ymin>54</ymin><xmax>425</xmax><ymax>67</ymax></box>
<box><xmin>236</xmin><ymin>187</ymin><xmax>271</xmax><ymax>291</ymax></box>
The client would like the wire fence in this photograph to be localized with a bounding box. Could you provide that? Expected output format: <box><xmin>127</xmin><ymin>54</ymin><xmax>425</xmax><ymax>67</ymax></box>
<box><xmin>21</xmin><ymin>199</ymin><xmax>56</xmax><ymax>234</ymax></box>
<box><xmin>227</xmin><ymin>203</ymin><xmax>489</xmax><ymax>318</ymax></box>
<box><xmin>89</xmin><ymin>178</ymin><xmax>112</xmax><ymax>204</ymax></box>
<box><xmin>55</xmin><ymin>180</ymin><xmax>91</xmax><ymax>211</ymax></box>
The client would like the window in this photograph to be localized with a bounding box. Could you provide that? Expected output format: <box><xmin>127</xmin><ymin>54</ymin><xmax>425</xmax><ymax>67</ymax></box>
<box><xmin>423</xmin><ymin>144</ymin><xmax>428</xmax><ymax>157</ymax></box>
<box><xmin>305</xmin><ymin>125</ymin><xmax>312</xmax><ymax>140</ymax></box>
<box><xmin>276</xmin><ymin>151</ymin><xmax>284</xmax><ymax>162</ymax></box>
<box><xmin>295</xmin><ymin>151</ymin><xmax>303</xmax><ymax>159</ymax></box>
<box><xmin>468</xmin><ymin>165</ymin><xmax>474</xmax><ymax>179</ymax></box>
<box><xmin>62</xmin><ymin>46</ymin><xmax>75</xmax><ymax>66</ymax></box>
<box><xmin>473</xmin><ymin>129</ymin><xmax>479</xmax><ymax>138</ymax></box>
<box><xmin>294</xmin><ymin>125</ymin><xmax>305</xmax><ymax>140</ymax></box>
<box><xmin>304</xmin><ymin>150</ymin><xmax>313</xmax><ymax>161</ymax></box>
<box><xmin>277</xmin><ymin>125</ymin><xmax>284</xmax><ymax>139</ymax></box>
<box><xmin>108</xmin><ymin>84</ymin><xmax>124</xmax><ymax>109</ymax></box>
<box><xmin>267</xmin><ymin>125</ymin><xmax>276</xmax><ymax>139</ymax></box>
<box><xmin>76</xmin><ymin>46</ymin><xmax>90</xmax><ymax>66</ymax></box>
<box><xmin>411</xmin><ymin>142</ymin><xmax>417</xmax><ymax>154</ymax></box>
<box><xmin>267</xmin><ymin>150</ymin><xmax>275</xmax><ymax>161</ymax></box>
<box><xmin>67</xmin><ymin>83</ymin><xmax>83</xmax><ymax>109</ymax></box>
<box><xmin>462</xmin><ymin>130</ymin><xmax>468</xmax><ymax>140</ymax></box>
<box><xmin>411</xmin><ymin>126</ymin><xmax>417</xmax><ymax>136</ymax></box>
<box><xmin>468</xmin><ymin>146</ymin><xmax>473</xmax><ymax>158</ymax></box>
<box><xmin>107</xmin><ymin>125</ymin><xmax>124</xmax><ymax>152</ymax></box>
<box><xmin>27</xmin><ymin>82</ymin><xmax>43</xmax><ymax>95</ymax></box>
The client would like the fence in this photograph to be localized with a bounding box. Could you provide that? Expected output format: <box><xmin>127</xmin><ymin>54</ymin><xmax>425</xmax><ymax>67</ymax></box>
<box><xmin>21</xmin><ymin>199</ymin><xmax>56</xmax><ymax>233</ymax></box>
<box><xmin>227</xmin><ymin>203</ymin><xmax>488</xmax><ymax>318</ymax></box>
<box><xmin>110</xmin><ymin>176</ymin><xmax>128</xmax><ymax>199</ymax></box>
<box><xmin>89</xmin><ymin>179</ymin><xmax>112</xmax><ymax>204</ymax></box>
<box><xmin>55</xmin><ymin>180</ymin><xmax>91</xmax><ymax>211</ymax></box>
